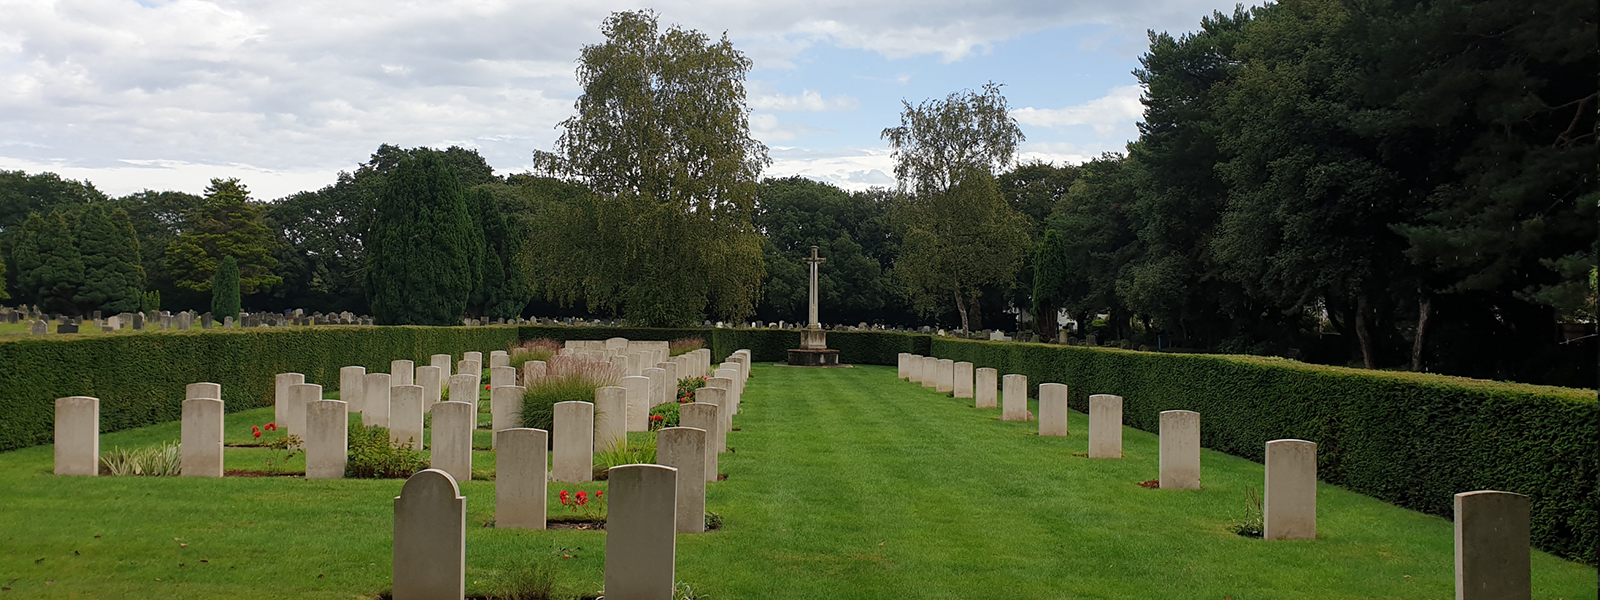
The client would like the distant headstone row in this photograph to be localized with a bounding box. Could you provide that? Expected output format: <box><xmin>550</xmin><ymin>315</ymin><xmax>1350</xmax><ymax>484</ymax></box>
<box><xmin>893</xmin><ymin>351</ymin><xmax>1534</xmax><ymax>597</ymax></box>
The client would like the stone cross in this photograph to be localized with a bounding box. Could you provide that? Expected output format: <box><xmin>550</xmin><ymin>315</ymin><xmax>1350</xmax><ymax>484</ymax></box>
<box><xmin>803</xmin><ymin>245</ymin><xmax>825</xmax><ymax>328</ymax></box>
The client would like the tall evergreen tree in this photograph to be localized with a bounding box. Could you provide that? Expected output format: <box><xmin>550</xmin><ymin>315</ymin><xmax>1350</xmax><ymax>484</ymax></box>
<box><xmin>164</xmin><ymin>178</ymin><xmax>281</xmax><ymax>300</ymax></box>
<box><xmin>76</xmin><ymin>205</ymin><xmax>145</xmax><ymax>314</ymax></box>
<box><xmin>366</xmin><ymin>153</ymin><xmax>474</xmax><ymax>325</ymax></box>
<box><xmin>32</xmin><ymin>211</ymin><xmax>85</xmax><ymax>314</ymax></box>
<box><xmin>0</xmin><ymin>236</ymin><xmax>8</xmax><ymax>301</ymax></box>
<box><xmin>210</xmin><ymin>255</ymin><xmax>241</xmax><ymax>319</ymax></box>
<box><xmin>11</xmin><ymin>213</ymin><xmax>45</xmax><ymax>305</ymax></box>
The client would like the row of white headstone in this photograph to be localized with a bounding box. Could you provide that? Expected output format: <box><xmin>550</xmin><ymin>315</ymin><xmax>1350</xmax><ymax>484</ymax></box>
<box><xmin>894</xmin><ymin>352</ymin><xmax>1534</xmax><ymax>599</ymax></box>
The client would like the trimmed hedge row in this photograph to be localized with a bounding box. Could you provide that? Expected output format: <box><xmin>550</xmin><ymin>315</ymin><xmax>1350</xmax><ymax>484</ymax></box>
<box><xmin>0</xmin><ymin>326</ymin><xmax>522</xmax><ymax>452</ymax></box>
<box><xmin>928</xmin><ymin>338</ymin><xmax>1598</xmax><ymax>565</ymax></box>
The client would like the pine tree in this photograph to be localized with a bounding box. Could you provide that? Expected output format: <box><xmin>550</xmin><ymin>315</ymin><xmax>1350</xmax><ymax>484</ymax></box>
<box><xmin>366</xmin><ymin>153</ymin><xmax>473</xmax><ymax>325</ymax></box>
<box><xmin>211</xmin><ymin>255</ymin><xmax>241</xmax><ymax>319</ymax></box>
<box><xmin>76</xmin><ymin>205</ymin><xmax>145</xmax><ymax>314</ymax></box>
<box><xmin>164</xmin><ymin>178</ymin><xmax>281</xmax><ymax>296</ymax></box>
<box><xmin>11</xmin><ymin>213</ymin><xmax>45</xmax><ymax>305</ymax></box>
<box><xmin>33</xmin><ymin>211</ymin><xmax>85</xmax><ymax>315</ymax></box>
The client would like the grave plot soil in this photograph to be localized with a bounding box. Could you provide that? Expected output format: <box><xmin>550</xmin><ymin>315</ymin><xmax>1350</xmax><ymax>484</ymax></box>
<box><xmin>0</xmin><ymin>364</ymin><xmax>1593</xmax><ymax>599</ymax></box>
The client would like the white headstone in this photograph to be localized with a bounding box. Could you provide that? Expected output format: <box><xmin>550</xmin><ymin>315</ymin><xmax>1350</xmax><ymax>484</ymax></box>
<box><xmin>306</xmin><ymin>400</ymin><xmax>349</xmax><ymax>479</ymax></box>
<box><xmin>934</xmin><ymin>359</ymin><xmax>955</xmax><ymax>394</ymax></box>
<box><xmin>287</xmin><ymin>383</ymin><xmax>323</xmax><ymax>438</ymax></box>
<box><xmin>975</xmin><ymin>368</ymin><xmax>998</xmax><ymax>409</ymax></box>
<box><xmin>521</xmin><ymin>360</ymin><xmax>547</xmax><ymax>386</ymax></box>
<box><xmin>656</xmin><ymin>427</ymin><xmax>707</xmax><ymax>534</ymax></box>
<box><xmin>1159</xmin><ymin>410</ymin><xmax>1200</xmax><ymax>489</ymax></box>
<box><xmin>679</xmin><ymin>403</ymin><xmax>720</xmax><ymax>483</ymax></box>
<box><xmin>389</xmin><ymin>385</ymin><xmax>425</xmax><ymax>449</ymax></box>
<box><xmin>897</xmin><ymin>353</ymin><xmax>911</xmax><ymax>380</ymax></box>
<box><xmin>490</xmin><ymin>385</ymin><xmax>525</xmax><ymax>449</ymax></box>
<box><xmin>274</xmin><ymin>373</ymin><xmax>304</xmax><ymax>429</ymax></box>
<box><xmin>416</xmin><ymin>365</ymin><xmax>442</xmax><ymax>413</ymax></box>
<box><xmin>430</xmin><ymin>401</ymin><xmax>475</xmax><ymax>483</ymax></box>
<box><xmin>1263</xmin><ymin>439</ymin><xmax>1317</xmax><ymax>540</ymax></box>
<box><xmin>603</xmin><ymin>464</ymin><xmax>679</xmax><ymax>600</ymax></box>
<box><xmin>490</xmin><ymin>365</ymin><xmax>516</xmax><ymax>390</ymax></box>
<box><xmin>463</xmin><ymin>351</ymin><xmax>483</xmax><ymax>366</ymax></box>
<box><xmin>181</xmin><ymin>398</ymin><xmax>224</xmax><ymax>477</ymax></box>
<box><xmin>695</xmin><ymin>386</ymin><xmax>730</xmax><ymax>453</ymax></box>
<box><xmin>644</xmin><ymin>367</ymin><xmax>668</xmax><ymax>410</ymax></box>
<box><xmin>430</xmin><ymin>353</ymin><xmax>453</xmax><ymax>378</ymax></box>
<box><xmin>364</xmin><ymin>373</ymin><xmax>392</xmax><ymax>427</ymax></box>
<box><xmin>392</xmin><ymin>469</ymin><xmax>465</xmax><ymax>600</ymax></box>
<box><xmin>495</xmin><ymin>428</ymin><xmax>548</xmax><ymax>530</ymax></box>
<box><xmin>1454</xmin><ymin>490</ymin><xmax>1530</xmax><ymax>600</ymax></box>
<box><xmin>1038</xmin><ymin>383</ymin><xmax>1069</xmax><ymax>436</ymax></box>
<box><xmin>340</xmin><ymin>366</ymin><xmax>366</xmax><ymax>414</ymax></box>
<box><xmin>1001</xmin><ymin>374</ymin><xmax>1029</xmax><ymax>421</ymax></box>
<box><xmin>53</xmin><ymin>396</ymin><xmax>99</xmax><ymax>476</ymax></box>
<box><xmin>448</xmin><ymin>374</ymin><xmax>479</xmax><ymax>412</ymax></box>
<box><xmin>391</xmin><ymin>359</ymin><xmax>415</xmax><ymax>386</ymax></box>
<box><xmin>594</xmin><ymin>386</ymin><xmax>628</xmax><ymax>453</ymax></box>
<box><xmin>489</xmin><ymin>351</ymin><xmax>509</xmax><ymax>369</ymax></box>
<box><xmin>186</xmin><ymin>382</ymin><xmax>221</xmax><ymax>400</ymax></box>
<box><xmin>953</xmin><ymin>361</ymin><xmax>974</xmax><ymax>399</ymax></box>
<box><xmin>921</xmin><ymin>357</ymin><xmax>938</xmax><ymax>389</ymax></box>
<box><xmin>552</xmin><ymin>401</ymin><xmax>595</xmax><ymax>482</ymax></box>
<box><xmin>622</xmin><ymin>376</ymin><xmax>651</xmax><ymax>431</ymax></box>
<box><xmin>1088</xmin><ymin>394</ymin><xmax>1123</xmax><ymax>458</ymax></box>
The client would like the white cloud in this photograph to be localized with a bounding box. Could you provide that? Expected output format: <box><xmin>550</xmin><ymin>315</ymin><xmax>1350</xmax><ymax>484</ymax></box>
<box><xmin>748</xmin><ymin>114</ymin><xmax>833</xmax><ymax>143</ymax></box>
<box><xmin>765</xmin><ymin>146</ymin><xmax>898</xmax><ymax>191</ymax></box>
<box><xmin>1013</xmin><ymin>85</ymin><xmax>1143</xmax><ymax>136</ymax></box>
<box><xmin>748</xmin><ymin>89</ymin><xmax>859</xmax><ymax>112</ymax></box>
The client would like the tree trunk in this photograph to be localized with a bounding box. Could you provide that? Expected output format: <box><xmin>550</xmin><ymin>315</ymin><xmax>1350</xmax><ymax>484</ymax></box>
<box><xmin>1411</xmin><ymin>294</ymin><xmax>1432</xmax><ymax>372</ymax></box>
<box><xmin>953</xmin><ymin>289</ymin><xmax>970</xmax><ymax>332</ymax></box>
<box><xmin>968</xmin><ymin>295</ymin><xmax>984</xmax><ymax>331</ymax></box>
<box><xmin>1037</xmin><ymin>300</ymin><xmax>1058</xmax><ymax>341</ymax></box>
<box><xmin>1355</xmin><ymin>294</ymin><xmax>1376</xmax><ymax>369</ymax></box>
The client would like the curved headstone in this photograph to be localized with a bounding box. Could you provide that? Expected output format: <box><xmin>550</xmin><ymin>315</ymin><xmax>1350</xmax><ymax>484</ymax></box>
<box><xmin>393</xmin><ymin>469</ymin><xmax>465</xmax><ymax>600</ymax></box>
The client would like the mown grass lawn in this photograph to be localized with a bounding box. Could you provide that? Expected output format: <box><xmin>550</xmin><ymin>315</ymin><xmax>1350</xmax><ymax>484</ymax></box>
<box><xmin>0</xmin><ymin>363</ymin><xmax>1593</xmax><ymax>599</ymax></box>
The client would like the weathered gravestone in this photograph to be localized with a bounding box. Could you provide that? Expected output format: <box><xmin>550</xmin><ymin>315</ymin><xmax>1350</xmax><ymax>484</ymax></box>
<box><xmin>340</xmin><ymin>366</ymin><xmax>366</xmax><ymax>414</ymax></box>
<box><xmin>391</xmin><ymin>359</ymin><xmax>415</xmax><ymax>386</ymax></box>
<box><xmin>935</xmin><ymin>359</ymin><xmax>955</xmax><ymax>394</ymax></box>
<box><xmin>1001</xmin><ymin>374</ymin><xmax>1029</xmax><ymax>421</ymax></box>
<box><xmin>416</xmin><ymin>365</ymin><xmax>443</xmax><ymax>413</ymax></box>
<box><xmin>1263</xmin><ymin>439</ymin><xmax>1317</xmax><ymax>540</ymax></box>
<box><xmin>696</xmin><ymin>386</ymin><xmax>731</xmax><ymax>453</ymax></box>
<box><xmin>974</xmin><ymin>368</ymin><xmax>998</xmax><ymax>409</ymax></box>
<box><xmin>622</xmin><ymin>376</ymin><xmax>651</xmax><ymax>432</ymax></box>
<box><xmin>495</xmin><ymin>428</ymin><xmax>548</xmax><ymax>530</ymax></box>
<box><xmin>644</xmin><ymin>367</ymin><xmax>668</xmax><ymax>409</ymax></box>
<box><xmin>448</xmin><ymin>374</ymin><xmax>478</xmax><ymax>412</ymax></box>
<box><xmin>489</xmin><ymin>385</ymin><xmax>525</xmax><ymax>449</ymax></box>
<box><xmin>953</xmin><ymin>362</ymin><xmax>974</xmax><ymax>399</ymax></box>
<box><xmin>363</xmin><ymin>373</ymin><xmax>391</xmax><ymax>428</ymax></box>
<box><xmin>1038</xmin><ymin>383</ymin><xmax>1069</xmax><ymax>436</ymax></box>
<box><xmin>392</xmin><ymin>469</ymin><xmax>465</xmax><ymax>600</ymax></box>
<box><xmin>274</xmin><ymin>373</ymin><xmax>304</xmax><ymax>429</ymax></box>
<box><xmin>201</xmin><ymin>313</ymin><xmax>213</xmax><ymax>329</ymax></box>
<box><xmin>54</xmin><ymin>396</ymin><xmax>99</xmax><ymax>476</ymax></box>
<box><xmin>523</xmin><ymin>360</ymin><xmax>548</xmax><ymax>387</ymax></box>
<box><xmin>594</xmin><ymin>386</ymin><xmax>628</xmax><ymax>453</ymax></box>
<box><xmin>133</xmin><ymin>312</ymin><xmax>144</xmax><ymax>330</ymax></box>
<box><xmin>656</xmin><ymin>427</ymin><xmax>707</xmax><ymax>534</ymax></box>
<box><xmin>287</xmin><ymin>383</ymin><xmax>322</xmax><ymax>438</ymax></box>
<box><xmin>181</xmin><ymin>398</ymin><xmax>224</xmax><ymax>477</ymax></box>
<box><xmin>1454</xmin><ymin>490</ymin><xmax>1530</xmax><ymax>600</ymax></box>
<box><xmin>489</xmin><ymin>365</ymin><xmax>516</xmax><ymax>390</ymax></box>
<box><xmin>603</xmin><ymin>464</ymin><xmax>679</xmax><ymax>600</ymax></box>
<box><xmin>430</xmin><ymin>353</ymin><xmax>452</xmax><ymax>377</ymax></box>
<box><xmin>306</xmin><ymin>400</ymin><xmax>349</xmax><ymax>479</ymax></box>
<box><xmin>31</xmin><ymin>320</ymin><xmax>47</xmax><ymax>335</ymax></box>
<box><xmin>679</xmin><ymin>403</ymin><xmax>720</xmax><ymax>483</ymax></box>
<box><xmin>489</xmin><ymin>351</ymin><xmax>509</xmax><ymax>368</ymax></box>
<box><xmin>430</xmin><ymin>401</ymin><xmax>474</xmax><ymax>483</ymax></box>
<box><xmin>1088</xmin><ymin>394</ymin><xmax>1123</xmax><ymax>458</ymax></box>
<box><xmin>56</xmin><ymin>322</ymin><xmax>78</xmax><ymax>334</ymax></box>
<box><xmin>921</xmin><ymin>357</ymin><xmax>938</xmax><ymax>389</ymax></box>
<box><xmin>389</xmin><ymin>385</ymin><xmax>425</xmax><ymax>449</ymax></box>
<box><xmin>187</xmin><ymin>382</ymin><xmax>221</xmax><ymax>401</ymax></box>
<box><xmin>552</xmin><ymin>401</ymin><xmax>595</xmax><ymax>483</ymax></box>
<box><xmin>1159</xmin><ymin>410</ymin><xmax>1201</xmax><ymax>489</ymax></box>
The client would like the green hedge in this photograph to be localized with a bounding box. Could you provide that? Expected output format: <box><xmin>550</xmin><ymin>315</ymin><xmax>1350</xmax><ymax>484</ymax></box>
<box><xmin>928</xmin><ymin>338</ymin><xmax>1598</xmax><ymax>565</ymax></box>
<box><xmin>0</xmin><ymin>326</ymin><xmax>522</xmax><ymax>452</ymax></box>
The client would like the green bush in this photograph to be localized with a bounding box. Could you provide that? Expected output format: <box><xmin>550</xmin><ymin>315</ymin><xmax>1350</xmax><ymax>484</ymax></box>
<box><xmin>345</xmin><ymin>422</ymin><xmax>428</xmax><ymax>479</ymax></box>
<box><xmin>649</xmin><ymin>402</ymin><xmax>680</xmax><ymax>429</ymax></box>
<box><xmin>0</xmin><ymin>325</ymin><xmax>521</xmax><ymax>452</ymax></box>
<box><xmin>519</xmin><ymin>355</ymin><xmax>619</xmax><ymax>433</ymax></box>
<box><xmin>928</xmin><ymin>337</ymin><xmax>1598</xmax><ymax>564</ymax></box>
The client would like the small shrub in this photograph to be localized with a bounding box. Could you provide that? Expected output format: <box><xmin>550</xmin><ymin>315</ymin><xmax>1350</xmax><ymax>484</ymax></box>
<box><xmin>484</xmin><ymin>554</ymin><xmax>558</xmax><ymax>600</ymax></box>
<box><xmin>263</xmin><ymin>433</ymin><xmax>304</xmax><ymax>474</ymax></box>
<box><xmin>673</xmin><ymin>581</ymin><xmax>707</xmax><ymax>600</ymax></box>
<box><xmin>509</xmin><ymin>338</ymin><xmax>561</xmax><ymax>370</ymax></box>
<box><xmin>676</xmin><ymin>376</ymin><xmax>708</xmax><ymax>402</ymax></box>
<box><xmin>594</xmin><ymin>433</ymin><xmax>657</xmax><ymax>479</ymax></box>
<box><xmin>704</xmin><ymin>511</ymin><xmax>723</xmax><ymax>531</ymax></box>
<box><xmin>1227</xmin><ymin>488</ymin><xmax>1263</xmax><ymax>538</ymax></box>
<box><xmin>649</xmin><ymin>402</ymin><xmax>680</xmax><ymax>430</ymax></box>
<box><xmin>556</xmin><ymin>488</ymin><xmax>607</xmax><ymax>520</ymax></box>
<box><xmin>669</xmin><ymin>337</ymin><xmax>705</xmax><ymax>356</ymax></box>
<box><xmin>521</xmin><ymin>355</ymin><xmax>619</xmax><ymax>431</ymax></box>
<box><xmin>346</xmin><ymin>422</ymin><xmax>428</xmax><ymax>479</ymax></box>
<box><xmin>100</xmin><ymin>441</ymin><xmax>182</xmax><ymax>476</ymax></box>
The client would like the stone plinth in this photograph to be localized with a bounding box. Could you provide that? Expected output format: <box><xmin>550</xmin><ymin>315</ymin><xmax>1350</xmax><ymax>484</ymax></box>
<box><xmin>274</xmin><ymin>373</ymin><xmax>303</xmax><ymax>430</ymax></box>
<box><xmin>1455</xmin><ymin>490</ymin><xmax>1530</xmax><ymax>600</ymax></box>
<box><xmin>54</xmin><ymin>396</ymin><xmax>99</xmax><ymax>476</ymax></box>
<box><xmin>1088</xmin><ymin>394</ymin><xmax>1123</xmax><ymax>458</ymax></box>
<box><xmin>694</xmin><ymin>387</ymin><xmax>730</xmax><ymax>453</ymax></box>
<box><xmin>390</xmin><ymin>385</ymin><xmax>424</xmax><ymax>449</ymax></box>
<box><xmin>1038</xmin><ymin>383</ymin><xmax>1069</xmax><ymax>436</ymax></box>
<box><xmin>552</xmin><ymin>401</ymin><xmax>595</xmax><ymax>482</ymax></box>
<box><xmin>495</xmin><ymin>428</ymin><xmax>548</xmax><ymax>530</ymax></box>
<box><xmin>393</xmin><ymin>469</ymin><xmax>465</xmax><ymax>600</ymax></box>
<box><xmin>306</xmin><ymin>400</ymin><xmax>349</xmax><ymax>479</ymax></box>
<box><xmin>1001</xmin><ymin>374</ymin><xmax>1029</xmax><ymax>421</ymax></box>
<box><xmin>1159</xmin><ymin>410</ymin><xmax>1200</xmax><ymax>489</ymax></box>
<box><xmin>975</xmin><ymin>368</ymin><xmax>998</xmax><ymax>408</ymax></box>
<box><xmin>953</xmin><ymin>362</ymin><xmax>974</xmax><ymax>399</ymax></box>
<box><xmin>430</xmin><ymin>401</ymin><xmax>474</xmax><ymax>483</ymax></box>
<box><xmin>490</xmin><ymin>385</ymin><xmax>526</xmax><ymax>449</ymax></box>
<box><xmin>594</xmin><ymin>386</ymin><xmax>628</xmax><ymax>453</ymax></box>
<box><xmin>187</xmin><ymin>382</ymin><xmax>221</xmax><ymax>400</ymax></box>
<box><xmin>786</xmin><ymin>347</ymin><xmax>839</xmax><ymax>366</ymax></box>
<box><xmin>656</xmin><ymin>427</ymin><xmax>707</xmax><ymax>533</ymax></box>
<box><xmin>339</xmin><ymin>366</ymin><xmax>366</xmax><ymax>413</ymax></box>
<box><xmin>679</xmin><ymin>403</ymin><xmax>720</xmax><ymax>482</ymax></box>
<box><xmin>603</xmin><ymin>464</ymin><xmax>679</xmax><ymax>600</ymax></box>
<box><xmin>799</xmin><ymin>326</ymin><xmax>827</xmax><ymax>349</ymax></box>
<box><xmin>391</xmin><ymin>360</ymin><xmax>415</xmax><ymax>386</ymax></box>
<box><xmin>416</xmin><ymin>366</ymin><xmax>442</xmax><ymax>413</ymax></box>
<box><xmin>935</xmin><ymin>359</ymin><xmax>955</xmax><ymax>394</ymax></box>
<box><xmin>287</xmin><ymin>383</ymin><xmax>323</xmax><ymax>437</ymax></box>
<box><xmin>622</xmin><ymin>376</ymin><xmax>651</xmax><ymax>431</ymax></box>
<box><xmin>363</xmin><ymin>373</ymin><xmax>392</xmax><ymax>428</ymax></box>
<box><xmin>181</xmin><ymin>398</ymin><xmax>224</xmax><ymax>477</ymax></box>
<box><xmin>1263</xmin><ymin>439</ymin><xmax>1317</xmax><ymax>540</ymax></box>
<box><xmin>897</xmin><ymin>353</ymin><xmax>911</xmax><ymax>380</ymax></box>
<box><xmin>430</xmin><ymin>353</ymin><xmax>453</xmax><ymax>377</ymax></box>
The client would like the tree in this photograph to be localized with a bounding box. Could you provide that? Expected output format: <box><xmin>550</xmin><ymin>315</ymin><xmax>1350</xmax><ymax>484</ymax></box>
<box><xmin>30</xmin><ymin>212</ymin><xmax>85</xmax><ymax>314</ymax></box>
<box><xmin>210</xmin><ymin>255</ymin><xmax>241</xmax><ymax>319</ymax></box>
<box><xmin>894</xmin><ymin>170</ymin><xmax>1031</xmax><ymax>331</ymax></box>
<box><xmin>0</xmin><ymin>236</ymin><xmax>9</xmax><ymax>301</ymax></box>
<box><xmin>881</xmin><ymin>82</ymin><xmax>1025</xmax><ymax>198</ymax></box>
<box><xmin>164</xmin><ymin>179</ymin><xmax>281</xmax><ymax>302</ymax></box>
<box><xmin>366</xmin><ymin>152</ymin><xmax>475</xmax><ymax>325</ymax></box>
<box><xmin>113</xmin><ymin>190</ymin><xmax>202</xmax><ymax>314</ymax></box>
<box><xmin>753</xmin><ymin>177</ymin><xmax>900</xmax><ymax>325</ymax></box>
<box><xmin>531</xmin><ymin>10</ymin><xmax>768</xmax><ymax>326</ymax></box>
<box><xmin>1040</xmin><ymin>154</ymin><xmax>1141</xmax><ymax>339</ymax></box>
<box><xmin>75</xmin><ymin>205</ymin><xmax>145</xmax><ymax>314</ymax></box>
<box><xmin>472</xmin><ymin>184</ymin><xmax>536</xmax><ymax>320</ymax></box>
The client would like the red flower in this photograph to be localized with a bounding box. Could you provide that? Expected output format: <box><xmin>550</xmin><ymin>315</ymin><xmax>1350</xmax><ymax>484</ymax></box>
<box><xmin>484</xmin><ymin>384</ymin><xmax>491</xmax><ymax>390</ymax></box>
<box><xmin>559</xmin><ymin>490</ymin><xmax>570</xmax><ymax>504</ymax></box>
<box><xmin>265</xmin><ymin>423</ymin><xmax>276</xmax><ymax>431</ymax></box>
<box><xmin>252</xmin><ymin>425</ymin><xmax>260</xmax><ymax>432</ymax></box>
<box><xmin>595</xmin><ymin>490</ymin><xmax>603</xmax><ymax>498</ymax></box>
<box><xmin>253</xmin><ymin>430</ymin><xmax>262</xmax><ymax>438</ymax></box>
<box><xmin>576</xmin><ymin>491</ymin><xmax>588</xmax><ymax>505</ymax></box>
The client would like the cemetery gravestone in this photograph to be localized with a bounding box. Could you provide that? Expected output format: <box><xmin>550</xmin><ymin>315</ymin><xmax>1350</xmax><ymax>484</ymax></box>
<box><xmin>463</xmin><ymin>351</ymin><xmax>483</xmax><ymax>366</ymax></box>
<box><xmin>935</xmin><ymin>359</ymin><xmax>955</xmax><ymax>394</ymax></box>
<box><xmin>1454</xmin><ymin>490</ymin><xmax>1530</xmax><ymax>600</ymax></box>
<box><xmin>186</xmin><ymin>382</ymin><xmax>221</xmax><ymax>400</ymax></box>
<box><xmin>1038</xmin><ymin>383</ymin><xmax>1069</xmax><ymax>436</ymax></box>
<box><xmin>656</xmin><ymin>427</ymin><xmax>708</xmax><ymax>534</ymax></box>
<box><xmin>594</xmin><ymin>386</ymin><xmax>629</xmax><ymax>453</ymax></box>
<box><xmin>275</xmin><ymin>373</ymin><xmax>304</xmax><ymax>429</ymax></box>
<box><xmin>133</xmin><ymin>313</ymin><xmax>144</xmax><ymax>330</ymax></box>
<box><xmin>448</xmin><ymin>374</ymin><xmax>479</xmax><ymax>412</ymax></box>
<box><xmin>416</xmin><ymin>366</ymin><xmax>443</xmax><ymax>413</ymax></box>
<box><xmin>391</xmin><ymin>360</ymin><xmax>416</xmax><ymax>386</ymax></box>
<box><xmin>603</xmin><ymin>464</ymin><xmax>679</xmax><ymax>600</ymax></box>
<box><xmin>897</xmin><ymin>353</ymin><xmax>911</xmax><ymax>380</ymax></box>
<box><xmin>430</xmin><ymin>401</ymin><xmax>475</xmax><ymax>482</ymax></box>
<box><xmin>679</xmin><ymin>403</ymin><xmax>720</xmax><ymax>483</ymax></box>
<box><xmin>54</xmin><ymin>396</ymin><xmax>99</xmax><ymax>476</ymax></box>
<box><xmin>490</xmin><ymin>385</ymin><xmax>525</xmax><ymax>449</ymax></box>
<box><xmin>644</xmin><ymin>367</ymin><xmax>668</xmax><ymax>409</ymax></box>
<box><xmin>31</xmin><ymin>320</ymin><xmax>46</xmax><ymax>335</ymax></box>
<box><xmin>495</xmin><ymin>428</ymin><xmax>549</xmax><ymax>530</ymax></box>
<box><xmin>622</xmin><ymin>375</ymin><xmax>651</xmax><ymax>431</ymax></box>
<box><xmin>364</xmin><ymin>373</ymin><xmax>392</xmax><ymax>428</ymax></box>
<box><xmin>1159</xmin><ymin>410</ymin><xmax>1201</xmax><ymax>489</ymax></box>
<box><xmin>56</xmin><ymin>322</ymin><xmax>78</xmax><ymax>334</ymax></box>
<box><xmin>340</xmin><ymin>366</ymin><xmax>366</xmax><ymax>414</ymax></box>
<box><xmin>552</xmin><ymin>401</ymin><xmax>595</xmax><ymax>482</ymax></box>
<box><xmin>430</xmin><ymin>353</ymin><xmax>453</xmax><ymax>377</ymax></box>
<box><xmin>921</xmin><ymin>357</ymin><xmax>938</xmax><ymax>389</ymax></box>
<box><xmin>1001</xmin><ymin>374</ymin><xmax>1029</xmax><ymax>421</ymax></box>
<box><xmin>306</xmin><ymin>400</ymin><xmax>349</xmax><ymax>479</ymax></box>
<box><xmin>392</xmin><ymin>469</ymin><xmax>465</xmax><ymax>600</ymax></box>
<box><xmin>975</xmin><ymin>368</ymin><xmax>998</xmax><ymax>408</ymax></box>
<box><xmin>287</xmin><ymin>384</ymin><xmax>323</xmax><ymax>438</ymax></box>
<box><xmin>953</xmin><ymin>362</ymin><xmax>974</xmax><ymax>399</ymax></box>
<box><xmin>389</xmin><ymin>385</ymin><xmax>425</xmax><ymax>449</ymax></box>
<box><xmin>1088</xmin><ymin>394</ymin><xmax>1124</xmax><ymax>458</ymax></box>
<box><xmin>1263</xmin><ymin>439</ymin><xmax>1317</xmax><ymax>540</ymax></box>
<box><xmin>181</xmin><ymin>398</ymin><xmax>225</xmax><ymax>477</ymax></box>
<box><xmin>490</xmin><ymin>365</ymin><xmax>516</xmax><ymax>390</ymax></box>
<box><xmin>696</xmin><ymin>386</ymin><xmax>731</xmax><ymax>453</ymax></box>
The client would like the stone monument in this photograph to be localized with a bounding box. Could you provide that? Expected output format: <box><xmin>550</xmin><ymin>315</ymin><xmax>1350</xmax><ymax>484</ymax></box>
<box><xmin>787</xmin><ymin>246</ymin><xmax>841</xmax><ymax>366</ymax></box>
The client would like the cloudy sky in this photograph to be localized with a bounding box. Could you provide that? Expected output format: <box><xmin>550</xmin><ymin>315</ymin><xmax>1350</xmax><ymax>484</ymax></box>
<box><xmin>0</xmin><ymin>0</ymin><xmax>1253</xmax><ymax>199</ymax></box>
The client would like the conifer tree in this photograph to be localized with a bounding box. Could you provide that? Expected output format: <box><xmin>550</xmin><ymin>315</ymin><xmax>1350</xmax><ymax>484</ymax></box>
<box><xmin>366</xmin><ymin>153</ymin><xmax>473</xmax><ymax>325</ymax></box>
<box><xmin>32</xmin><ymin>211</ymin><xmax>85</xmax><ymax>314</ymax></box>
<box><xmin>11</xmin><ymin>213</ymin><xmax>45</xmax><ymax>305</ymax></box>
<box><xmin>0</xmin><ymin>236</ymin><xmax>9</xmax><ymax>302</ymax></box>
<box><xmin>76</xmin><ymin>204</ymin><xmax>145</xmax><ymax>313</ymax></box>
<box><xmin>210</xmin><ymin>255</ymin><xmax>241</xmax><ymax>319</ymax></box>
